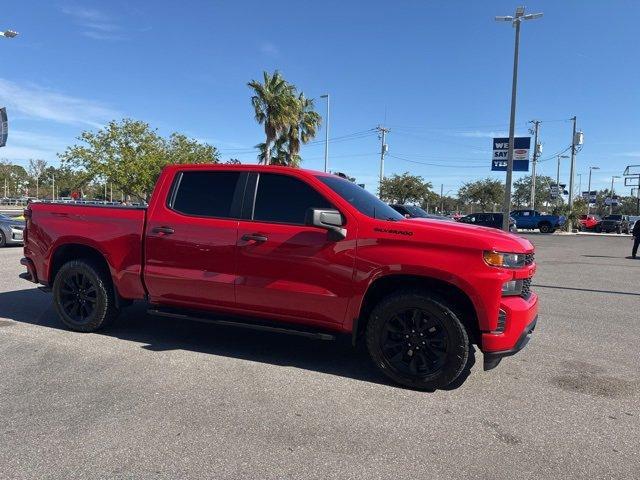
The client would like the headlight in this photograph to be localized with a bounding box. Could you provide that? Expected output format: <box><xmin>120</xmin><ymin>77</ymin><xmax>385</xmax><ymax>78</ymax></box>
<box><xmin>483</xmin><ymin>251</ymin><xmax>525</xmax><ymax>269</ymax></box>
<box><xmin>502</xmin><ymin>279</ymin><xmax>523</xmax><ymax>296</ymax></box>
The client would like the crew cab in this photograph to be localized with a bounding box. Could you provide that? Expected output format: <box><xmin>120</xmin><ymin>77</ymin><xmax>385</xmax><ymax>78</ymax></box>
<box><xmin>510</xmin><ymin>209</ymin><xmax>565</xmax><ymax>233</ymax></box>
<box><xmin>20</xmin><ymin>165</ymin><xmax>538</xmax><ymax>390</ymax></box>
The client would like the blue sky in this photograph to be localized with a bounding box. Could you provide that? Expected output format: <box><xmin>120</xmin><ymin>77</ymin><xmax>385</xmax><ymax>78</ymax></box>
<box><xmin>1</xmin><ymin>0</ymin><xmax>639</xmax><ymax>195</ymax></box>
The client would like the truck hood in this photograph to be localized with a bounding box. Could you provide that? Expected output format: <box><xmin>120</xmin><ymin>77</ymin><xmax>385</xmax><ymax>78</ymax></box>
<box><xmin>392</xmin><ymin>218</ymin><xmax>534</xmax><ymax>253</ymax></box>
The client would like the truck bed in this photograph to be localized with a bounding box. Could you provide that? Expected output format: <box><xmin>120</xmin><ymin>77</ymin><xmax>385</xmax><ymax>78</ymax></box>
<box><xmin>25</xmin><ymin>201</ymin><xmax>147</xmax><ymax>300</ymax></box>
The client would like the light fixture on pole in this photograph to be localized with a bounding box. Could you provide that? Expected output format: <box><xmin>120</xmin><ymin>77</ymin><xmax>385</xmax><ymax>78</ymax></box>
<box><xmin>0</xmin><ymin>29</ymin><xmax>18</xmax><ymax>38</ymax></box>
<box><xmin>320</xmin><ymin>94</ymin><xmax>330</xmax><ymax>173</ymax></box>
<box><xmin>587</xmin><ymin>166</ymin><xmax>599</xmax><ymax>213</ymax></box>
<box><xmin>495</xmin><ymin>6</ymin><xmax>543</xmax><ymax>231</ymax></box>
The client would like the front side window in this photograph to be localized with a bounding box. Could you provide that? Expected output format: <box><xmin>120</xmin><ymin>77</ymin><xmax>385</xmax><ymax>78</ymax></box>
<box><xmin>171</xmin><ymin>171</ymin><xmax>241</xmax><ymax>218</ymax></box>
<box><xmin>253</xmin><ymin>173</ymin><xmax>333</xmax><ymax>225</ymax></box>
<box><xmin>317</xmin><ymin>175</ymin><xmax>404</xmax><ymax>221</ymax></box>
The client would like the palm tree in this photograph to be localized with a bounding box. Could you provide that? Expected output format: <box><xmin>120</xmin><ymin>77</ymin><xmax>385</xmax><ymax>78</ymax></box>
<box><xmin>284</xmin><ymin>93</ymin><xmax>321</xmax><ymax>166</ymax></box>
<box><xmin>248</xmin><ymin>71</ymin><xmax>297</xmax><ymax>165</ymax></box>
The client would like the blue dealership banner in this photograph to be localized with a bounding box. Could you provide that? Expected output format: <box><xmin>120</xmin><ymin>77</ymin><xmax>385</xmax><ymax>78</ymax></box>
<box><xmin>491</xmin><ymin>137</ymin><xmax>530</xmax><ymax>171</ymax></box>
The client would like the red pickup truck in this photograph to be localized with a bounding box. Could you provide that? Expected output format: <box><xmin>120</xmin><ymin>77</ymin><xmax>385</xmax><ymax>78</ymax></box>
<box><xmin>20</xmin><ymin>165</ymin><xmax>538</xmax><ymax>390</ymax></box>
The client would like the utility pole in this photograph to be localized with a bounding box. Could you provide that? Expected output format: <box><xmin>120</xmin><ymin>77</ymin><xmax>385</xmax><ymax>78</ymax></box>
<box><xmin>529</xmin><ymin>120</ymin><xmax>540</xmax><ymax>208</ymax></box>
<box><xmin>320</xmin><ymin>94</ymin><xmax>330</xmax><ymax>172</ymax></box>
<box><xmin>587</xmin><ymin>166</ymin><xmax>599</xmax><ymax>214</ymax></box>
<box><xmin>495</xmin><ymin>6</ymin><xmax>543</xmax><ymax>231</ymax></box>
<box><xmin>377</xmin><ymin>125</ymin><xmax>389</xmax><ymax>196</ymax></box>
<box><xmin>568</xmin><ymin>116</ymin><xmax>577</xmax><ymax>211</ymax></box>
<box><xmin>440</xmin><ymin>184</ymin><xmax>444</xmax><ymax>213</ymax></box>
<box><xmin>51</xmin><ymin>174</ymin><xmax>55</xmax><ymax>201</ymax></box>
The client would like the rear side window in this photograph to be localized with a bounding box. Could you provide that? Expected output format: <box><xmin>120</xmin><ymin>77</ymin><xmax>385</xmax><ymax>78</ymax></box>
<box><xmin>171</xmin><ymin>171</ymin><xmax>241</xmax><ymax>218</ymax></box>
<box><xmin>253</xmin><ymin>173</ymin><xmax>332</xmax><ymax>224</ymax></box>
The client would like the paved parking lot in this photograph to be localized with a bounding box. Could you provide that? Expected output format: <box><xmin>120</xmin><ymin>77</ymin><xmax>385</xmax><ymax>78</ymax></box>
<box><xmin>1</xmin><ymin>235</ymin><xmax>639</xmax><ymax>479</ymax></box>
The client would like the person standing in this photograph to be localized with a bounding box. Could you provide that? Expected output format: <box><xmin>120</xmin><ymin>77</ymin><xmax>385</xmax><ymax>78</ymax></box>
<box><xmin>633</xmin><ymin>219</ymin><xmax>640</xmax><ymax>259</ymax></box>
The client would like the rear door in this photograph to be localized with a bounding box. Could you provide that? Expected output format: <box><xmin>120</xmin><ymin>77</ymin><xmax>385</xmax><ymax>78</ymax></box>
<box><xmin>234</xmin><ymin>172</ymin><xmax>356</xmax><ymax>326</ymax></box>
<box><xmin>144</xmin><ymin>170</ymin><xmax>245</xmax><ymax>311</ymax></box>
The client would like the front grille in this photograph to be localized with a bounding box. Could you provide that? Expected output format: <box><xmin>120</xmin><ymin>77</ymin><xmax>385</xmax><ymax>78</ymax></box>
<box><xmin>496</xmin><ymin>309</ymin><xmax>507</xmax><ymax>333</ymax></box>
<box><xmin>524</xmin><ymin>253</ymin><xmax>535</xmax><ymax>265</ymax></box>
<box><xmin>521</xmin><ymin>278</ymin><xmax>532</xmax><ymax>299</ymax></box>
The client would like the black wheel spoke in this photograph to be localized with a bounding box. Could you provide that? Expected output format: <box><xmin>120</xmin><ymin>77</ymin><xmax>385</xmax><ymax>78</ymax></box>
<box><xmin>59</xmin><ymin>271</ymin><xmax>98</xmax><ymax>324</ymax></box>
<box><xmin>380</xmin><ymin>305</ymin><xmax>450</xmax><ymax>379</ymax></box>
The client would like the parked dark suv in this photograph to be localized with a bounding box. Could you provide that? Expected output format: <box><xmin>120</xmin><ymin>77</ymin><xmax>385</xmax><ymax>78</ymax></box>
<box><xmin>459</xmin><ymin>212</ymin><xmax>517</xmax><ymax>232</ymax></box>
<box><xmin>600</xmin><ymin>214</ymin><xmax>630</xmax><ymax>234</ymax></box>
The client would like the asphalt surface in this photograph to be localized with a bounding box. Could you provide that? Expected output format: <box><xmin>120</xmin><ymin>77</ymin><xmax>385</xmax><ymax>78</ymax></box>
<box><xmin>1</xmin><ymin>235</ymin><xmax>639</xmax><ymax>479</ymax></box>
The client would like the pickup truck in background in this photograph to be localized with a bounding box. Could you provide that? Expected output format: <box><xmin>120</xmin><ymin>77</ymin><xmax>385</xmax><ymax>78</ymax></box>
<box><xmin>510</xmin><ymin>209</ymin><xmax>566</xmax><ymax>233</ymax></box>
<box><xmin>600</xmin><ymin>214</ymin><xmax>630</xmax><ymax>234</ymax></box>
<box><xmin>20</xmin><ymin>165</ymin><xmax>538</xmax><ymax>391</ymax></box>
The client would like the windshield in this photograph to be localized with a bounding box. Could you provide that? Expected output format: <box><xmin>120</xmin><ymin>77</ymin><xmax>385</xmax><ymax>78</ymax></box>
<box><xmin>317</xmin><ymin>176</ymin><xmax>404</xmax><ymax>221</ymax></box>
<box><xmin>403</xmin><ymin>205</ymin><xmax>429</xmax><ymax>217</ymax></box>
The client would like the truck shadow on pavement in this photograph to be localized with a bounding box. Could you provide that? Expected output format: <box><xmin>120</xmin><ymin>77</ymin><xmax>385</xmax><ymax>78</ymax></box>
<box><xmin>0</xmin><ymin>287</ymin><xmax>473</xmax><ymax>390</ymax></box>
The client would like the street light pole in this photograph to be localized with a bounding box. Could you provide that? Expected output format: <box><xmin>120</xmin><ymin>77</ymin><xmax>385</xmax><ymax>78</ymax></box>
<box><xmin>320</xmin><ymin>94</ymin><xmax>330</xmax><ymax>172</ymax></box>
<box><xmin>556</xmin><ymin>154</ymin><xmax>569</xmax><ymax>203</ymax></box>
<box><xmin>568</xmin><ymin>116</ymin><xmax>578</xmax><ymax>211</ymax></box>
<box><xmin>610</xmin><ymin>175</ymin><xmax>620</xmax><ymax>215</ymax></box>
<box><xmin>496</xmin><ymin>6</ymin><xmax>543</xmax><ymax>231</ymax></box>
<box><xmin>587</xmin><ymin>166</ymin><xmax>599</xmax><ymax>214</ymax></box>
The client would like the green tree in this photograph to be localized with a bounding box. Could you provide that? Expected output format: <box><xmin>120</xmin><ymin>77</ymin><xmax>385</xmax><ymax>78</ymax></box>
<box><xmin>0</xmin><ymin>160</ymin><xmax>29</xmax><ymax>197</ymax></box>
<box><xmin>59</xmin><ymin>119</ymin><xmax>219</xmax><ymax>202</ymax></box>
<box><xmin>458</xmin><ymin>178</ymin><xmax>504</xmax><ymax>211</ymax></box>
<box><xmin>379</xmin><ymin>172</ymin><xmax>432</xmax><ymax>204</ymax></box>
<box><xmin>512</xmin><ymin>175</ymin><xmax>555</xmax><ymax>209</ymax></box>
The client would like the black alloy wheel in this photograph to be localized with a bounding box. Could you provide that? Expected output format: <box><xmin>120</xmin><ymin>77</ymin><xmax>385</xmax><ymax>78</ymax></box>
<box><xmin>59</xmin><ymin>271</ymin><xmax>99</xmax><ymax>324</ymax></box>
<box><xmin>366</xmin><ymin>291</ymin><xmax>470</xmax><ymax>390</ymax></box>
<box><xmin>380</xmin><ymin>307</ymin><xmax>449</xmax><ymax>377</ymax></box>
<box><xmin>53</xmin><ymin>259</ymin><xmax>118</xmax><ymax>332</ymax></box>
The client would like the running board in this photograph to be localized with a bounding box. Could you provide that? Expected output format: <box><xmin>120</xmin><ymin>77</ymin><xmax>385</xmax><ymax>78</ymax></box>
<box><xmin>147</xmin><ymin>308</ymin><xmax>336</xmax><ymax>341</ymax></box>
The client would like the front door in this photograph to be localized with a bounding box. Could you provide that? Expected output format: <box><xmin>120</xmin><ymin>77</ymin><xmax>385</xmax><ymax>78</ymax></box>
<box><xmin>235</xmin><ymin>172</ymin><xmax>356</xmax><ymax>326</ymax></box>
<box><xmin>144</xmin><ymin>170</ymin><xmax>244</xmax><ymax>311</ymax></box>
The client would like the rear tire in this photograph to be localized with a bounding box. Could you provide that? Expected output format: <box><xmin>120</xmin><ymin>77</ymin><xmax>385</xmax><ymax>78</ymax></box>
<box><xmin>53</xmin><ymin>259</ymin><xmax>119</xmax><ymax>332</ymax></box>
<box><xmin>365</xmin><ymin>290</ymin><xmax>470</xmax><ymax>390</ymax></box>
<box><xmin>0</xmin><ymin>230</ymin><xmax>6</xmax><ymax>247</ymax></box>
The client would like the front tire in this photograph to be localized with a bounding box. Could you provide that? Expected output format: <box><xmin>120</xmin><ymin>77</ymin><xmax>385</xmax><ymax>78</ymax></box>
<box><xmin>53</xmin><ymin>259</ymin><xmax>119</xmax><ymax>332</ymax></box>
<box><xmin>365</xmin><ymin>291</ymin><xmax>470</xmax><ymax>390</ymax></box>
<box><xmin>0</xmin><ymin>230</ymin><xmax>6</xmax><ymax>247</ymax></box>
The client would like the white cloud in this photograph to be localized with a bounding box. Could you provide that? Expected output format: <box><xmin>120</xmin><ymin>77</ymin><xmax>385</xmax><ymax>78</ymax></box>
<box><xmin>259</xmin><ymin>42</ymin><xmax>280</xmax><ymax>57</ymax></box>
<box><xmin>0</xmin><ymin>78</ymin><xmax>119</xmax><ymax>128</ymax></box>
<box><xmin>60</xmin><ymin>5</ymin><xmax>124</xmax><ymax>40</ymax></box>
<box><xmin>618</xmin><ymin>151</ymin><xmax>640</xmax><ymax>158</ymax></box>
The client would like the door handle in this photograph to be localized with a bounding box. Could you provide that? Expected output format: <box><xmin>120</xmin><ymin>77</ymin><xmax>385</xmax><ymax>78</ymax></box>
<box><xmin>241</xmin><ymin>233</ymin><xmax>268</xmax><ymax>242</ymax></box>
<box><xmin>152</xmin><ymin>226</ymin><xmax>175</xmax><ymax>235</ymax></box>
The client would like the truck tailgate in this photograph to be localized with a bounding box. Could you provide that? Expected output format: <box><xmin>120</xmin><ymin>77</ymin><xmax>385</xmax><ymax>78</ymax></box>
<box><xmin>25</xmin><ymin>202</ymin><xmax>147</xmax><ymax>299</ymax></box>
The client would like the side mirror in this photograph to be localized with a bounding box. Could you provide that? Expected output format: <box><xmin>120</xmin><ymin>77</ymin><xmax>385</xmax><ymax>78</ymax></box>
<box><xmin>305</xmin><ymin>208</ymin><xmax>347</xmax><ymax>240</ymax></box>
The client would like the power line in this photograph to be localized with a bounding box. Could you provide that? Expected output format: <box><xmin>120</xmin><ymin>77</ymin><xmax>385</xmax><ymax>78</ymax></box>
<box><xmin>387</xmin><ymin>154</ymin><xmax>487</xmax><ymax>168</ymax></box>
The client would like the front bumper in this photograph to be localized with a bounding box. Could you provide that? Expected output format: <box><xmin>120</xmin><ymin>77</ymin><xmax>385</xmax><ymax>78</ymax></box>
<box><xmin>481</xmin><ymin>292</ymin><xmax>538</xmax><ymax>370</ymax></box>
<box><xmin>484</xmin><ymin>316</ymin><xmax>537</xmax><ymax>370</ymax></box>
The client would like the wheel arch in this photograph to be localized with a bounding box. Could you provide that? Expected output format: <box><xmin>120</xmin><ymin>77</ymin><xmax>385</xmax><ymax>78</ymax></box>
<box><xmin>354</xmin><ymin>274</ymin><xmax>480</xmax><ymax>346</ymax></box>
